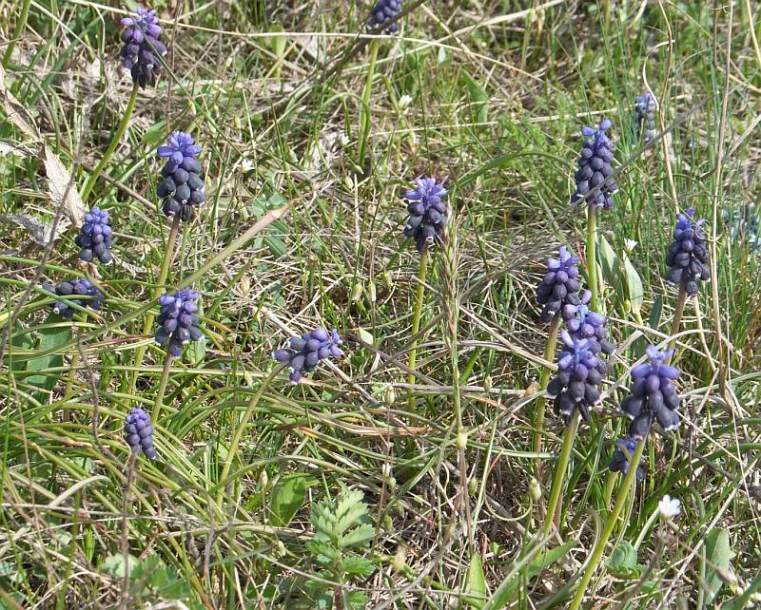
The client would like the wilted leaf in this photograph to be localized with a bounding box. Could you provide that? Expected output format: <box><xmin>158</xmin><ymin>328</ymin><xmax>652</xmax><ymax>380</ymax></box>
<box><xmin>43</xmin><ymin>145</ymin><xmax>86</xmax><ymax>227</ymax></box>
<box><xmin>0</xmin><ymin>64</ymin><xmax>40</xmax><ymax>141</ymax></box>
<box><xmin>1</xmin><ymin>213</ymin><xmax>69</xmax><ymax>246</ymax></box>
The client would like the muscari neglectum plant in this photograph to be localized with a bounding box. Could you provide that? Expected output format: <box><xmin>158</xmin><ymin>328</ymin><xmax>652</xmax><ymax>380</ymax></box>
<box><xmin>666</xmin><ymin>208</ymin><xmax>710</xmax><ymax>336</ymax></box>
<box><xmin>157</xmin><ymin>132</ymin><xmax>205</xmax><ymax>221</ymax></box>
<box><xmin>569</xmin><ymin>345</ymin><xmax>683</xmax><ymax>609</ymax></box>
<box><xmin>634</xmin><ymin>91</ymin><xmax>657</xmax><ymax>144</ymax></box>
<box><xmin>44</xmin><ymin>279</ymin><xmax>104</xmax><ymax>319</ymax></box>
<box><xmin>124</xmin><ymin>407</ymin><xmax>157</xmax><ymax>459</ymax></box>
<box><xmin>75</xmin><ymin>207</ymin><xmax>113</xmax><ymax>264</ymax></box>
<box><xmin>403</xmin><ymin>177</ymin><xmax>448</xmax><ymax>409</ymax></box>
<box><xmin>571</xmin><ymin>118</ymin><xmax>617</xmax><ymax>312</ymax></box>
<box><xmin>273</xmin><ymin>327</ymin><xmax>344</xmax><ymax>384</ymax></box>
<box><xmin>368</xmin><ymin>0</ymin><xmax>403</xmax><ymax>33</ymax></box>
<box><xmin>81</xmin><ymin>6</ymin><xmax>167</xmax><ymax>201</ymax></box>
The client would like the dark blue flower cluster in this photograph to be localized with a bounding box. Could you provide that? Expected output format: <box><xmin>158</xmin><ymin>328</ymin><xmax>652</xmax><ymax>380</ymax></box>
<box><xmin>621</xmin><ymin>346</ymin><xmax>681</xmax><ymax>438</ymax></box>
<box><xmin>369</xmin><ymin>0</ymin><xmax>402</xmax><ymax>33</ymax></box>
<box><xmin>120</xmin><ymin>7</ymin><xmax>166</xmax><ymax>89</ymax></box>
<box><xmin>273</xmin><ymin>327</ymin><xmax>344</xmax><ymax>383</ymax></box>
<box><xmin>403</xmin><ymin>177</ymin><xmax>448</xmax><ymax>253</ymax></box>
<box><xmin>536</xmin><ymin>246</ymin><xmax>582</xmax><ymax>323</ymax></box>
<box><xmin>571</xmin><ymin>119</ymin><xmax>618</xmax><ymax>210</ymax></box>
<box><xmin>75</xmin><ymin>207</ymin><xmax>113</xmax><ymax>264</ymax></box>
<box><xmin>562</xmin><ymin>290</ymin><xmax>614</xmax><ymax>354</ymax></box>
<box><xmin>44</xmin><ymin>279</ymin><xmax>103</xmax><ymax>319</ymax></box>
<box><xmin>155</xmin><ymin>289</ymin><xmax>203</xmax><ymax>358</ymax></box>
<box><xmin>123</xmin><ymin>407</ymin><xmax>157</xmax><ymax>459</ymax></box>
<box><xmin>634</xmin><ymin>91</ymin><xmax>657</xmax><ymax>144</ymax></box>
<box><xmin>609</xmin><ymin>436</ymin><xmax>645</xmax><ymax>481</ymax></box>
<box><xmin>666</xmin><ymin>208</ymin><xmax>710</xmax><ymax>296</ymax></box>
<box><xmin>157</xmin><ymin>131</ymin><xmax>205</xmax><ymax>221</ymax></box>
<box><xmin>546</xmin><ymin>331</ymin><xmax>607</xmax><ymax>422</ymax></box>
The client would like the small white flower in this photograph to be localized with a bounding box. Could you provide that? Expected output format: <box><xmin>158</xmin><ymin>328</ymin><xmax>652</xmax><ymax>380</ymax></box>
<box><xmin>398</xmin><ymin>94</ymin><xmax>413</xmax><ymax>109</ymax></box>
<box><xmin>658</xmin><ymin>494</ymin><xmax>681</xmax><ymax>519</ymax></box>
<box><xmin>624</xmin><ymin>238</ymin><xmax>638</xmax><ymax>252</ymax></box>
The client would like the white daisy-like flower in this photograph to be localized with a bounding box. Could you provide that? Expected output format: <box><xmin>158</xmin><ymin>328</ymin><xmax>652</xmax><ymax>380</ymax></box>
<box><xmin>658</xmin><ymin>494</ymin><xmax>681</xmax><ymax>519</ymax></box>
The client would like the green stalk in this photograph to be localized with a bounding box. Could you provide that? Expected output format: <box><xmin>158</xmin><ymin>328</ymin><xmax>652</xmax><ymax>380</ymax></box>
<box><xmin>568</xmin><ymin>439</ymin><xmax>645</xmax><ymax>610</ymax></box>
<box><xmin>80</xmin><ymin>84</ymin><xmax>140</xmax><ymax>201</ymax></box>
<box><xmin>669</xmin><ymin>284</ymin><xmax>688</xmax><ymax>342</ymax></box>
<box><xmin>542</xmin><ymin>413</ymin><xmax>579</xmax><ymax>536</ymax></box>
<box><xmin>2</xmin><ymin>0</ymin><xmax>33</xmax><ymax>67</ymax></box>
<box><xmin>587</xmin><ymin>205</ymin><xmax>600</xmax><ymax>311</ymax></box>
<box><xmin>532</xmin><ymin>313</ymin><xmax>562</xmax><ymax>457</ymax></box>
<box><xmin>151</xmin><ymin>353</ymin><xmax>173</xmax><ymax>420</ymax></box>
<box><xmin>129</xmin><ymin>214</ymin><xmax>182</xmax><ymax>394</ymax></box>
<box><xmin>407</xmin><ymin>250</ymin><xmax>429</xmax><ymax>410</ymax></box>
<box><xmin>357</xmin><ymin>39</ymin><xmax>379</xmax><ymax>168</ymax></box>
<box><xmin>216</xmin><ymin>366</ymin><xmax>281</xmax><ymax>507</ymax></box>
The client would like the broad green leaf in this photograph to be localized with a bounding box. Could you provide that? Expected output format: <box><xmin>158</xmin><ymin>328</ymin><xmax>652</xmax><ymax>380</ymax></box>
<box><xmin>102</xmin><ymin>553</ymin><xmax>140</xmax><ymax>579</ymax></box>
<box><xmin>462</xmin><ymin>73</ymin><xmax>489</xmax><ymax>123</ymax></box>
<box><xmin>606</xmin><ymin>540</ymin><xmax>644</xmax><ymax>579</ymax></box>
<box><xmin>622</xmin><ymin>253</ymin><xmax>644</xmax><ymax>316</ymax></box>
<box><xmin>648</xmin><ymin>294</ymin><xmax>663</xmax><ymax>329</ymax></box>
<box><xmin>270</xmin><ymin>473</ymin><xmax>315</xmax><ymax>527</ymax></box>
<box><xmin>187</xmin><ymin>335</ymin><xmax>206</xmax><ymax>366</ymax></box>
<box><xmin>598</xmin><ymin>235</ymin><xmax>624</xmax><ymax>301</ymax></box>
<box><xmin>464</xmin><ymin>553</ymin><xmax>488</xmax><ymax>609</ymax></box>
<box><xmin>11</xmin><ymin>318</ymin><xmax>70</xmax><ymax>393</ymax></box>
<box><xmin>705</xmin><ymin>528</ymin><xmax>735</xmax><ymax>605</ymax></box>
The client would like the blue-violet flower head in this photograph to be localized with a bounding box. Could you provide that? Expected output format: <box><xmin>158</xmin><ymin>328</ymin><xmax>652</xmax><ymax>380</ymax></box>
<box><xmin>571</xmin><ymin>118</ymin><xmax>618</xmax><ymax>210</ymax></box>
<box><xmin>403</xmin><ymin>177</ymin><xmax>448</xmax><ymax>253</ymax></box>
<box><xmin>75</xmin><ymin>207</ymin><xmax>113</xmax><ymax>264</ymax></box>
<box><xmin>44</xmin><ymin>278</ymin><xmax>104</xmax><ymax>319</ymax></box>
<box><xmin>535</xmin><ymin>246</ymin><xmax>582</xmax><ymax>322</ymax></box>
<box><xmin>155</xmin><ymin>289</ymin><xmax>204</xmax><ymax>358</ymax></box>
<box><xmin>666</xmin><ymin>208</ymin><xmax>710</xmax><ymax>296</ymax></box>
<box><xmin>369</xmin><ymin>0</ymin><xmax>403</xmax><ymax>33</ymax></box>
<box><xmin>273</xmin><ymin>327</ymin><xmax>344</xmax><ymax>384</ymax></box>
<box><xmin>123</xmin><ymin>407</ymin><xmax>157</xmax><ymax>459</ymax></box>
<box><xmin>610</xmin><ymin>436</ymin><xmax>645</xmax><ymax>482</ymax></box>
<box><xmin>156</xmin><ymin>132</ymin><xmax>205</xmax><ymax>221</ymax></box>
<box><xmin>119</xmin><ymin>6</ymin><xmax>166</xmax><ymax>88</ymax></box>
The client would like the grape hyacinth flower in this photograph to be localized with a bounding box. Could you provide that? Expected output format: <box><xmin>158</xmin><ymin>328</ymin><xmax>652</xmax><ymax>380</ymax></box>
<box><xmin>273</xmin><ymin>328</ymin><xmax>344</xmax><ymax>384</ymax></box>
<box><xmin>536</xmin><ymin>246</ymin><xmax>582</xmax><ymax>323</ymax></box>
<box><xmin>634</xmin><ymin>91</ymin><xmax>657</xmax><ymax>144</ymax></box>
<box><xmin>562</xmin><ymin>289</ymin><xmax>614</xmax><ymax>354</ymax></box>
<box><xmin>609</xmin><ymin>436</ymin><xmax>645</xmax><ymax>482</ymax></box>
<box><xmin>666</xmin><ymin>208</ymin><xmax>710</xmax><ymax>296</ymax></box>
<box><xmin>75</xmin><ymin>207</ymin><xmax>113</xmax><ymax>264</ymax></box>
<box><xmin>547</xmin><ymin>331</ymin><xmax>608</xmax><ymax>423</ymax></box>
<box><xmin>403</xmin><ymin>177</ymin><xmax>448</xmax><ymax>253</ymax></box>
<box><xmin>156</xmin><ymin>132</ymin><xmax>205</xmax><ymax>221</ymax></box>
<box><xmin>368</xmin><ymin>0</ymin><xmax>402</xmax><ymax>33</ymax></box>
<box><xmin>123</xmin><ymin>407</ymin><xmax>157</xmax><ymax>459</ymax></box>
<box><xmin>119</xmin><ymin>6</ymin><xmax>167</xmax><ymax>89</ymax></box>
<box><xmin>621</xmin><ymin>345</ymin><xmax>681</xmax><ymax>439</ymax></box>
<box><xmin>155</xmin><ymin>289</ymin><xmax>203</xmax><ymax>358</ymax></box>
<box><xmin>44</xmin><ymin>279</ymin><xmax>104</xmax><ymax>319</ymax></box>
<box><xmin>571</xmin><ymin>118</ymin><xmax>618</xmax><ymax>210</ymax></box>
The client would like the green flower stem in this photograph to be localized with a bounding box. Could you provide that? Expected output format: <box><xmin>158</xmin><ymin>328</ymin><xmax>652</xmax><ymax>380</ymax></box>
<box><xmin>151</xmin><ymin>352</ymin><xmax>173</xmax><ymax>420</ymax></box>
<box><xmin>216</xmin><ymin>366</ymin><xmax>282</xmax><ymax>507</ymax></box>
<box><xmin>542</xmin><ymin>413</ymin><xmax>579</xmax><ymax>537</ymax></box>
<box><xmin>669</xmin><ymin>284</ymin><xmax>688</xmax><ymax>342</ymax></box>
<box><xmin>357</xmin><ymin>39</ymin><xmax>379</xmax><ymax>168</ymax></box>
<box><xmin>633</xmin><ymin>505</ymin><xmax>660</xmax><ymax>550</ymax></box>
<box><xmin>569</xmin><ymin>439</ymin><xmax>645</xmax><ymax>610</ymax></box>
<box><xmin>80</xmin><ymin>84</ymin><xmax>140</xmax><ymax>201</ymax></box>
<box><xmin>2</xmin><ymin>0</ymin><xmax>33</xmax><ymax>67</ymax></box>
<box><xmin>407</xmin><ymin>249</ymin><xmax>429</xmax><ymax>410</ymax></box>
<box><xmin>129</xmin><ymin>214</ymin><xmax>182</xmax><ymax>395</ymax></box>
<box><xmin>587</xmin><ymin>205</ymin><xmax>600</xmax><ymax>311</ymax></box>
<box><xmin>532</xmin><ymin>312</ymin><xmax>562</xmax><ymax>457</ymax></box>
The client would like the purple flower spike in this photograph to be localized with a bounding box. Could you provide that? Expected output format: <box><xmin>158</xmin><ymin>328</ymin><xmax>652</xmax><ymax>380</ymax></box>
<box><xmin>403</xmin><ymin>177</ymin><xmax>448</xmax><ymax>253</ymax></box>
<box><xmin>75</xmin><ymin>207</ymin><xmax>113</xmax><ymax>264</ymax></box>
<box><xmin>119</xmin><ymin>6</ymin><xmax>166</xmax><ymax>88</ymax></box>
<box><xmin>621</xmin><ymin>345</ymin><xmax>681</xmax><ymax>439</ymax></box>
<box><xmin>546</xmin><ymin>331</ymin><xmax>608</xmax><ymax>424</ymax></box>
<box><xmin>156</xmin><ymin>132</ymin><xmax>205</xmax><ymax>221</ymax></box>
<box><xmin>665</xmin><ymin>208</ymin><xmax>710</xmax><ymax>296</ymax></box>
<box><xmin>155</xmin><ymin>289</ymin><xmax>204</xmax><ymax>358</ymax></box>
<box><xmin>273</xmin><ymin>327</ymin><xmax>344</xmax><ymax>383</ymax></box>
<box><xmin>634</xmin><ymin>91</ymin><xmax>657</xmax><ymax>144</ymax></box>
<box><xmin>609</xmin><ymin>436</ymin><xmax>645</xmax><ymax>482</ymax></box>
<box><xmin>571</xmin><ymin>119</ymin><xmax>618</xmax><ymax>210</ymax></box>
<box><xmin>369</xmin><ymin>0</ymin><xmax>403</xmax><ymax>33</ymax></box>
<box><xmin>43</xmin><ymin>278</ymin><xmax>104</xmax><ymax>319</ymax></box>
<box><xmin>535</xmin><ymin>246</ymin><xmax>582</xmax><ymax>322</ymax></box>
<box><xmin>123</xmin><ymin>407</ymin><xmax>157</xmax><ymax>459</ymax></box>
<box><xmin>562</xmin><ymin>289</ymin><xmax>614</xmax><ymax>355</ymax></box>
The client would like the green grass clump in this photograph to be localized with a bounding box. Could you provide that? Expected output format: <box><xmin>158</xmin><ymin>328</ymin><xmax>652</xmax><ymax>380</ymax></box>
<box><xmin>0</xmin><ymin>1</ymin><xmax>759</xmax><ymax>608</ymax></box>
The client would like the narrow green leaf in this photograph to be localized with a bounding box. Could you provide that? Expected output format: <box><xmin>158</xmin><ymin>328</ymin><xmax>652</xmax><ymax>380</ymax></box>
<box><xmin>705</xmin><ymin>528</ymin><xmax>735</xmax><ymax>605</ymax></box>
<box><xmin>622</xmin><ymin>253</ymin><xmax>644</xmax><ymax>316</ymax></box>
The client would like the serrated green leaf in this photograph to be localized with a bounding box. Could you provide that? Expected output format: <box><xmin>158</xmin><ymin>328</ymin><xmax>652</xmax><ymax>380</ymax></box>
<box><xmin>465</xmin><ymin>553</ymin><xmax>488</xmax><ymax>609</ymax></box>
<box><xmin>622</xmin><ymin>253</ymin><xmax>644</xmax><ymax>316</ymax></box>
<box><xmin>705</xmin><ymin>528</ymin><xmax>735</xmax><ymax>605</ymax></box>
<box><xmin>340</xmin><ymin>556</ymin><xmax>375</xmax><ymax>578</ymax></box>
<box><xmin>339</xmin><ymin>523</ymin><xmax>375</xmax><ymax>549</ymax></box>
<box><xmin>271</xmin><ymin>473</ymin><xmax>316</xmax><ymax>527</ymax></box>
